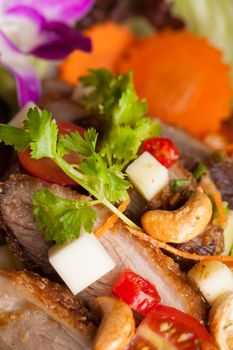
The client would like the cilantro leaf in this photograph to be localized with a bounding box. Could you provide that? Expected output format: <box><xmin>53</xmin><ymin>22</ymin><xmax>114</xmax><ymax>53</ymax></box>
<box><xmin>79</xmin><ymin>69</ymin><xmax>161</xmax><ymax>170</ymax></box>
<box><xmin>111</xmin><ymin>74</ymin><xmax>147</xmax><ymax>127</ymax></box>
<box><xmin>0</xmin><ymin>124</ymin><xmax>31</xmax><ymax>151</ymax></box>
<box><xmin>33</xmin><ymin>189</ymin><xmax>97</xmax><ymax>244</ymax></box>
<box><xmin>24</xmin><ymin>108</ymin><xmax>58</xmax><ymax>159</ymax></box>
<box><xmin>58</xmin><ymin>127</ymin><xmax>98</xmax><ymax>157</ymax></box>
<box><xmin>100</xmin><ymin>118</ymin><xmax>161</xmax><ymax>169</ymax></box>
<box><xmin>80</xmin><ymin>69</ymin><xmax>147</xmax><ymax>127</ymax></box>
<box><xmin>78</xmin><ymin>154</ymin><xmax>131</xmax><ymax>203</ymax></box>
<box><xmin>0</xmin><ymin>107</ymin><xmax>58</xmax><ymax>157</ymax></box>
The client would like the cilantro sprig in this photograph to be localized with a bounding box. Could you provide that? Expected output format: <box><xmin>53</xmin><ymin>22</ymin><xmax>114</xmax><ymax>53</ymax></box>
<box><xmin>0</xmin><ymin>69</ymin><xmax>162</xmax><ymax>244</ymax></box>
<box><xmin>0</xmin><ymin>107</ymin><xmax>139</xmax><ymax>242</ymax></box>
<box><xmin>34</xmin><ymin>190</ymin><xmax>97</xmax><ymax>244</ymax></box>
<box><xmin>80</xmin><ymin>69</ymin><xmax>161</xmax><ymax>169</ymax></box>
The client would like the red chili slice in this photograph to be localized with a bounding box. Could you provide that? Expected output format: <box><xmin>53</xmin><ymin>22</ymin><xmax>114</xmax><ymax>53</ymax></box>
<box><xmin>128</xmin><ymin>305</ymin><xmax>217</xmax><ymax>350</ymax></box>
<box><xmin>142</xmin><ymin>137</ymin><xmax>179</xmax><ymax>168</ymax></box>
<box><xmin>18</xmin><ymin>121</ymin><xmax>85</xmax><ymax>186</ymax></box>
<box><xmin>112</xmin><ymin>268</ymin><xmax>161</xmax><ymax>315</ymax></box>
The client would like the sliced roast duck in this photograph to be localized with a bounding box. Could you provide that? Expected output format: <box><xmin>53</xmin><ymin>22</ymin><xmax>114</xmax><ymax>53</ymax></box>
<box><xmin>0</xmin><ymin>269</ymin><xmax>95</xmax><ymax>350</ymax></box>
<box><xmin>0</xmin><ymin>174</ymin><xmax>206</xmax><ymax>322</ymax></box>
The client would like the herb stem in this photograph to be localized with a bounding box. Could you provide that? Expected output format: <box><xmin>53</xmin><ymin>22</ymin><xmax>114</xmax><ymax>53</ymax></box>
<box><xmin>55</xmin><ymin>156</ymin><xmax>141</xmax><ymax>231</ymax></box>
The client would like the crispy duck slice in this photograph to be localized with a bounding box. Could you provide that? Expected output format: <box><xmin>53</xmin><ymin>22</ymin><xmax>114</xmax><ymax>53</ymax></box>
<box><xmin>0</xmin><ymin>174</ymin><xmax>206</xmax><ymax>322</ymax></box>
<box><xmin>0</xmin><ymin>269</ymin><xmax>95</xmax><ymax>349</ymax></box>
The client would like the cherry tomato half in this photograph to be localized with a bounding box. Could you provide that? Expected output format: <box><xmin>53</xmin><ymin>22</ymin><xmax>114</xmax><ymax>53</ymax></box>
<box><xmin>142</xmin><ymin>137</ymin><xmax>179</xmax><ymax>168</ymax></box>
<box><xmin>128</xmin><ymin>305</ymin><xmax>217</xmax><ymax>350</ymax></box>
<box><xmin>18</xmin><ymin>121</ymin><xmax>85</xmax><ymax>186</ymax></box>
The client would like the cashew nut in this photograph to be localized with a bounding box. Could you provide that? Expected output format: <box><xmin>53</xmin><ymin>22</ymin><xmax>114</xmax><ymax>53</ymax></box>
<box><xmin>141</xmin><ymin>188</ymin><xmax>212</xmax><ymax>243</ymax></box>
<box><xmin>209</xmin><ymin>292</ymin><xmax>233</xmax><ymax>350</ymax></box>
<box><xmin>93</xmin><ymin>296</ymin><xmax>135</xmax><ymax>350</ymax></box>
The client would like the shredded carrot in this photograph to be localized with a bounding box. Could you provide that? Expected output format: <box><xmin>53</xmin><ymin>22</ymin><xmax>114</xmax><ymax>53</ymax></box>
<box><xmin>200</xmin><ymin>174</ymin><xmax>226</xmax><ymax>227</ymax></box>
<box><xmin>126</xmin><ymin>226</ymin><xmax>233</xmax><ymax>263</ymax></box>
<box><xmin>117</xmin><ymin>30</ymin><xmax>232</xmax><ymax>137</ymax></box>
<box><xmin>60</xmin><ymin>21</ymin><xmax>134</xmax><ymax>85</ymax></box>
<box><xmin>94</xmin><ymin>199</ymin><xmax>130</xmax><ymax>238</ymax></box>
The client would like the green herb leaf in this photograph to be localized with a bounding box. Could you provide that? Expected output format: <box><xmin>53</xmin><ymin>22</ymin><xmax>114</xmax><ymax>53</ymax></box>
<box><xmin>80</xmin><ymin>69</ymin><xmax>148</xmax><ymax>127</ymax></box>
<box><xmin>193</xmin><ymin>162</ymin><xmax>207</xmax><ymax>180</ymax></box>
<box><xmin>58</xmin><ymin>127</ymin><xmax>98</xmax><ymax>157</ymax></box>
<box><xmin>170</xmin><ymin>179</ymin><xmax>190</xmax><ymax>193</ymax></box>
<box><xmin>33</xmin><ymin>189</ymin><xmax>97</xmax><ymax>244</ymax></box>
<box><xmin>0</xmin><ymin>107</ymin><xmax>58</xmax><ymax>157</ymax></box>
<box><xmin>0</xmin><ymin>124</ymin><xmax>31</xmax><ymax>151</ymax></box>
<box><xmin>100</xmin><ymin>118</ymin><xmax>161</xmax><ymax>169</ymax></box>
<box><xmin>78</xmin><ymin>154</ymin><xmax>131</xmax><ymax>203</ymax></box>
<box><xmin>24</xmin><ymin>108</ymin><xmax>58</xmax><ymax>159</ymax></box>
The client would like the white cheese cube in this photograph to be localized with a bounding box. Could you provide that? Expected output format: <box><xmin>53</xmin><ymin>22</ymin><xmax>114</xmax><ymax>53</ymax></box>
<box><xmin>188</xmin><ymin>261</ymin><xmax>233</xmax><ymax>305</ymax></box>
<box><xmin>49</xmin><ymin>233</ymin><xmax>115</xmax><ymax>294</ymax></box>
<box><xmin>126</xmin><ymin>151</ymin><xmax>169</xmax><ymax>201</ymax></box>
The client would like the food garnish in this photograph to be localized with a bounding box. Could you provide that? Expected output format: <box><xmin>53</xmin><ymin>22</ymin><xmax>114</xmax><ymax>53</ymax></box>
<box><xmin>79</xmin><ymin>69</ymin><xmax>161</xmax><ymax>169</ymax></box>
<box><xmin>118</xmin><ymin>30</ymin><xmax>232</xmax><ymax>137</ymax></box>
<box><xmin>193</xmin><ymin>162</ymin><xmax>207</xmax><ymax>181</ymax></box>
<box><xmin>0</xmin><ymin>0</ymin><xmax>93</xmax><ymax>106</ymax></box>
<box><xmin>128</xmin><ymin>304</ymin><xmax>216</xmax><ymax>350</ymax></box>
<box><xmin>171</xmin><ymin>0</ymin><xmax>233</xmax><ymax>84</ymax></box>
<box><xmin>60</xmin><ymin>21</ymin><xmax>133</xmax><ymax>85</ymax></box>
<box><xmin>170</xmin><ymin>178</ymin><xmax>190</xmax><ymax>193</ymax></box>
<box><xmin>94</xmin><ymin>199</ymin><xmax>130</xmax><ymax>238</ymax></box>
<box><xmin>0</xmin><ymin>70</ymin><xmax>162</xmax><ymax>242</ymax></box>
<box><xmin>127</xmin><ymin>226</ymin><xmax>233</xmax><ymax>264</ymax></box>
<box><xmin>112</xmin><ymin>268</ymin><xmax>161</xmax><ymax>316</ymax></box>
<box><xmin>142</xmin><ymin>137</ymin><xmax>179</xmax><ymax>168</ymax></box>
<box><xmin>18</xmin><ymin>121</ymin><xmax>85</xmax><ymax>186</ymax></box>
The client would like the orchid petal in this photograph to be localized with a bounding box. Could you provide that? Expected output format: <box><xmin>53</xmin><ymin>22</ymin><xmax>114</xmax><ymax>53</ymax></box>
<box><xmin>0</xmin><ymin>31</ymin><xmax>41</xmax><ymax>107</ymax></box>
<box><xmin>2</xmin><ymin>0</ymin><xmax>94</xmax><ymax>24</ymax></box>
<box><xmin>0</xmin><ymin>6</ymin><xmax>45</xmax><ymax>52</ymax></box>
<box><xmin>31</xmin><ymin>21</ymin><xmax>91</xmax><ymax>60</ymax></box>
<box><xmin>1</xmin><ymin>6</ymin><xmax>91</xmax><ymax>60</ymax></box>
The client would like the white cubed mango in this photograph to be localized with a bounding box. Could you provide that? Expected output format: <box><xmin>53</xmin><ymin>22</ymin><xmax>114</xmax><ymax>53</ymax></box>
<box><xmin>188</xmin><ymin>261</ymin><xmax>233</xmax><ymax>305</ymax></box>
<box><xmin>126</xmin><ymin>151</ymin><xmax>169</xmax><ymax>201</ymax></box>
<box><xmin>49</xmin><ymin>232</ymin><xmax>115</xmax><ymax>294</ymax></box>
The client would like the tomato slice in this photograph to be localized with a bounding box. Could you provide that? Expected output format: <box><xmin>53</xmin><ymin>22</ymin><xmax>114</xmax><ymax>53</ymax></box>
<box><xmin>18</xmin><ymin>121</ymin><xmax>85</xmax><ymax>186</ymax></box>
<box><xmin>128</xmin><ymin>305</ymin><xmax>217</xmax><ymax>350</ymax></box>
<box><xmin>142</xmin><ymin>137</ymin><xmax>179</xmax><ymax>168</ymax></box>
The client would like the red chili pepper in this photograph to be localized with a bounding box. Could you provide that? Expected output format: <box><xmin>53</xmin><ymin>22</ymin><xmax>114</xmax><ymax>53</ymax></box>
<box><xmin>142</xmin><ymin>137</ymin><xmax>179</xmax><ymax>168</ymax></box>
<box><xmin>112</xmin><ymin>269</ymin><xmax>161</xmax><ymax>315</ymax></box>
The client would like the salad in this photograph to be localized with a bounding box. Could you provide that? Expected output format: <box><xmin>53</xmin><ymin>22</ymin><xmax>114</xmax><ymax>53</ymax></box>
<box><xmin>0</xmin><ymin>1</ymin><xmax>233</xmax><ymax>350</ymax></box>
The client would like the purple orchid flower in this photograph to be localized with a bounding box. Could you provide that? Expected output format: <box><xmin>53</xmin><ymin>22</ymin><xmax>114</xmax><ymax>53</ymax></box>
<box><xmin>0</xmin><ymin>0</ymin><xmax>94</xmax><ymax>107</ymax></box>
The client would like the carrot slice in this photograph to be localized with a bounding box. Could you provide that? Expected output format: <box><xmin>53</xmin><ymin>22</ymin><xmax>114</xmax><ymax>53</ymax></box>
<box><xmin>117</xmin><ymin>30</ymin><xmax>232</xmax><ymax>137</ymax></box>
<box><xmin>60</xmin><ymin>21</ymin><xmax>134</xmax><ymax>85</ymax></box>
<box><xmin>127</xmin><ymin>226</ymin><xmax>233</xmax><ymax>263</ymax></box>
<box><xmin>94</xmin><ymin>199</ymin><xmax>130</xmax><ymax>238</ymax></box>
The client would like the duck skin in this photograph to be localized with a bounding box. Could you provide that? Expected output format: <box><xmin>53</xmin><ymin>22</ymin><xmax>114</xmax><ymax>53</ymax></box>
<box><xmin>0</xmin><ymin>174</ymin><xmax>206</xmax><ymax>322</ymax></box>
<box><xmin>0</xmin><ymin>269</ymin><xmax>95</xmax><ymax>350</ymax></box>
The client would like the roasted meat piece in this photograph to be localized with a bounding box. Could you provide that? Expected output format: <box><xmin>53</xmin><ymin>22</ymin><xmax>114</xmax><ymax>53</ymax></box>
<box><xmin>172</xmin><ymin>224</ymin><xmax>224</xmax><ymax>271</ymax></box>
<box><xmin>0</xmin><ymin>174</ymin><xmax>206</xmax><ymax>322</ymax></box>
<box><xmin>208</xmin><ymin>155</ymin><xmax>233</xmax><ymax>209</ymax></box>
<box><xmin>0</xmin><ymin>269</ymin><xmax>95</xmax><ymax>349</ymax></box>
